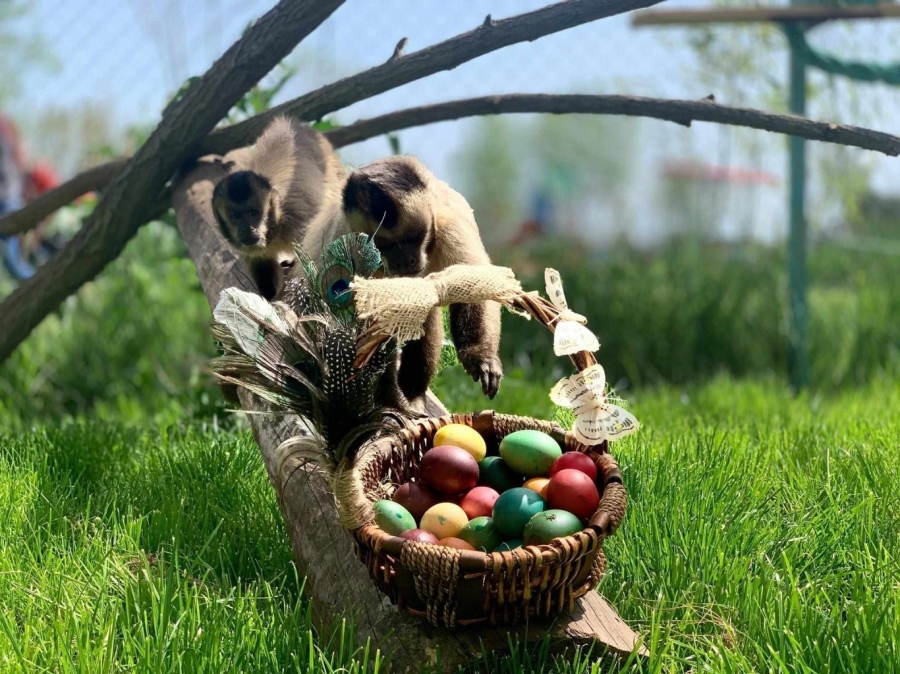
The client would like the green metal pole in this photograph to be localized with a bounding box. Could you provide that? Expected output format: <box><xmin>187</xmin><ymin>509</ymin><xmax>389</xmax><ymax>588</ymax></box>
<box><xmin>788</xmin><ymin>29</ymin><xmax>809</xmax><ymax>392</ymax></box>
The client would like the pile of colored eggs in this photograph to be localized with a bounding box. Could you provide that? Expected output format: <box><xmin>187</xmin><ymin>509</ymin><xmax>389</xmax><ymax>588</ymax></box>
<box><xmin>372</xmin><ymin>423</ymin><xmax>602</xmax><ymax>552</ymax></box>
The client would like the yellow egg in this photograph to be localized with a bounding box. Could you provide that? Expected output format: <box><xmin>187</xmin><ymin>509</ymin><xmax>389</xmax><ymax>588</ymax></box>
<box><xmin>523</xmin><ymin>477</ymin><xmax>550</xmax><ymax>499</ymax></box>
<box><xmin>420</xmin><ymin>503</ymin><xmax>469</xmax><ymax>539</ymax></box>
<box><xmin>433</xmin><ymin>424</ymin><xmax>487</xmax><ymax>462</ymax></box>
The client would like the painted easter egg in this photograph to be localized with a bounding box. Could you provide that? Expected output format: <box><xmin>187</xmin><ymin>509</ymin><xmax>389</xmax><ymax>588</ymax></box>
<box><xmin>433</xmin><ymin>424</ymin><xmax>487</xmax><ymax>462</ymax></box>
<box><xmin>549</xmin><ymin>452</ymin><xmax>598</xmax><ymax>480</ymax></box>
<box><xmin>523</xmin><ymin>510</ymin><xmax>583</xmax><ymax>545</ymax></box>
<box><xmin>392</xmin><ymin>482</ymin><xmax>440</xmax><ymax>523</ymax></box>
<box><xmin>491</xmin><ymin>487</ymin><xmax>545</xmax><ymax>539</ymax></box>
<box><xmin>458</xmin><ymin>516</ymin><xmax>503</xmax><ymax>552</ymax></box>
<box><xmin>459</xmin><ymin>486</ymin><xmax>500</xmax><ymax>520</ymax></box>
<box><xmin>477</xmin><ymin>456</ymin><xmax>522</xmax><ymax>493</ymax></box>
<box><xmin>420</xmin><ymin>503</ymin><xmax>469</xmax><ymax>539</ymax></box>
<box><xmin>421</xmin><ymin>445</ymin><xmax>479</xmax><ymax>495</ymax></box>
<box><xmin>373</xmin><ymin>500</ymin><xmax>416</xmax><ymax>536</ymax></box>
<box><xmin>499</xmin><ymin>430</ymin><xmax>562</xmax><ymax>477</ymax></box>
<box><xmin>437</xmin><ymin>537</ymin><xmax>477</xmax><ymax>550</ymax></box>
<box><xmin>546</xmin><ymin>469</ymin><xmax>600</xmax><ymax>521</ymax></box>
<box><xmin>523</xmin><ymin>477</ymin><xmax>550</xmax><ymax>499</ymax></box>
<box><xmin>399</xmin><ymin>528</ymin><xmax>439</xmax><ymax>544</ymax></box>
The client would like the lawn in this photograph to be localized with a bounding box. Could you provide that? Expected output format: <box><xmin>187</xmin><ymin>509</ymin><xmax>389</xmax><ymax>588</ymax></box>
<box><xmin>1</xmin><ymin>373</ymin><xmax>897</xmax><ymax>673</ymax></box>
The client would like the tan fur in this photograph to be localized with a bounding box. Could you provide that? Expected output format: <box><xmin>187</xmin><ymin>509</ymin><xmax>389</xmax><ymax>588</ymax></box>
<box><xmin>213</xmin><ymin>116</ymin><xmax>346</xmax><ymax>298</ymax></box>
<box><xmin>300</xmin><ymin>155</ymin><xmax>503</xmax><ymax>404</ymax></box>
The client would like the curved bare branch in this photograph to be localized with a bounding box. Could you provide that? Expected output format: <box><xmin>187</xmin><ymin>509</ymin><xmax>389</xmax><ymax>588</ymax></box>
<box><xmin>325</xmin><ymin>94</ymin><xmax>900</xmax><ymax>156</ymax></box>
<box><xmin>0</xmin><ymin>160</ymin><xmax>127</xmax><ymax>236</ymax></box>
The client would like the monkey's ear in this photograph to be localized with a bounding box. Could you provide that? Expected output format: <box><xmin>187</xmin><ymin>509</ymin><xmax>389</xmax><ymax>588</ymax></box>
<box><xmin>343</xmin><ymin>173</ymin><xmax>398</xmax><ymax>230</ymax></box>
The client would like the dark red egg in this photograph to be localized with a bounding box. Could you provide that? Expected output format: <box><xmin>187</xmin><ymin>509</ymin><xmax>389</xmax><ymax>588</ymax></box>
<box><xmin>549</xmin><ymin>452</ymin><xmax>598</xmax><ymax>481</ymax></box>
<box><xmin>421</xmin><ymin>445</ymin><xmax>480</xmax><ymax>495</ymax></box>
<box><xmin>546</xmin><ymin>469</ymin><xmax>600</xmax><ymax>521</ymax></box>
<box><xmin>399</xmin><ymin>528</ymin><xmax>439</xmax><ymax>544</ymax></box>
<box><xmin>459</xmin><ymin>486</ymin><xmax>500</xmax><ymax>520</ymax></box>
<box><xmin>392</xmin><ymin>482</ymin><xmax>440</xmax><ymax>522</ymax></box>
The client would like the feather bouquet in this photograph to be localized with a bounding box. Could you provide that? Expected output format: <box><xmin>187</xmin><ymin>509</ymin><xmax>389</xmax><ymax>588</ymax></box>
<box><xmin>210</xmin><ymin>233</ymin><xmax>398</xmax><ymax>472</ymax></box>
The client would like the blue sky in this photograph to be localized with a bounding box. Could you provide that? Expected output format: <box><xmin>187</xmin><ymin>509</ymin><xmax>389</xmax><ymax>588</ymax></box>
<box><xmin>11</xmin><ymin>0</ymin><xmax>900</xmax><ymax>245</ymax></box>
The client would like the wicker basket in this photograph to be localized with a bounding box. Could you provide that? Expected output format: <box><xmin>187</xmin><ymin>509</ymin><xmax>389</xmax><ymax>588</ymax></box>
<box><xmin>350</xmin><ymin>411</ymin><xmax>626</xmax><ymax>626</ymax></box>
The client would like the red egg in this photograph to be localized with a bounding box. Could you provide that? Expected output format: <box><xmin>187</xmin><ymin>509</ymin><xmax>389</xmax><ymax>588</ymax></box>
<box><xmin>549</xmin><ymin>452</ymin><xmax>598</xmax><ymax>481</ymax></box>
<box><xmin>546</xmin><ymin>469</ymin><xmax>600</xmax><ymax>521</ymax></box>
<box><xmin>459</xmin><ymin>486</ymin><xmax>500</xmax><ymax>520</ymax></box>
<box><xmin>392</xmin><ymin>482</ymin><xmax>441</xmax><ymax>522</ymax></box>
<box><xmin>420</xmin><ymin>445</ymin><xmax>480</xmax><ymax>495</ymax></box>
<box><xmin>399</xmin><ymin>528</ymin><xmax>440</xmax><ymax>544</ymax></box>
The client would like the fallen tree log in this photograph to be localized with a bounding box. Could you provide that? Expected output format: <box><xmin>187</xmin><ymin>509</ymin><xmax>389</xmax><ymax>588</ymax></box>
<box><xmin>172</xmin><ymin>156</ymin><xmax>646</xmax><ymax>673</ymax></box>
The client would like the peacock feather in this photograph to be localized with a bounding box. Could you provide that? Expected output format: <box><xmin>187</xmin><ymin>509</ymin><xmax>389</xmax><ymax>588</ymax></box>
<box><xmin>211</xmin><ymin>233</ymin><xmax>398</xmax><ymax>466</ymax></box>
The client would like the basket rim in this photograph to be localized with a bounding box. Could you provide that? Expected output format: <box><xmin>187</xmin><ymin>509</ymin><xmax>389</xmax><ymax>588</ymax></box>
<box><xmin>354</xmin><ymin>410</ymin><xmax>624</xmax><ymax>573</ymax></box>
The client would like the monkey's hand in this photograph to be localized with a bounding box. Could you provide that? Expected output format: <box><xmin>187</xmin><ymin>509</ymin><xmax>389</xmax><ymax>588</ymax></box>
<box><xmin>457</xmin><ymin>347</ymin><xmax>503</xmax><ymax>399</ymax></box>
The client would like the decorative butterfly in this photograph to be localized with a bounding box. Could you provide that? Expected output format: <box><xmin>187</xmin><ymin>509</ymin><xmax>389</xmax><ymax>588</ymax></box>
<box><xmin>550</xmin><ymin>363</ymin><xmax>639</xmax><ymax>446</ymax></box>
<box><xmin>545</xmin><ymin>268</ymin><xmax>599</xmax><ymax>357</ymax></box>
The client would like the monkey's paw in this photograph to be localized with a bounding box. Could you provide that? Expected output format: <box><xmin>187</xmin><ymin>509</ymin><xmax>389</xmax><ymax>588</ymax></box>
<box><xmin>458</xmin><ymin>349</ymin><xmax>503</xmax><ymax>399</ymax></box>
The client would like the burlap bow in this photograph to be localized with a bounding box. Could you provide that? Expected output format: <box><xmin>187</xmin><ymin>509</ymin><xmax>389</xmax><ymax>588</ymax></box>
<box><xmin>351</xmin><ymin>264</ymin><xmax>527</xmax><ymax>343</ymax></box>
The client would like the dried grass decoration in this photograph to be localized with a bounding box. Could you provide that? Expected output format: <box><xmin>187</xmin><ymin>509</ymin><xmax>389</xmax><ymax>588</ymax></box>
<box><xmin>210</xmin><ymin>234</ymin><xmax>640</xmax><ymax>625</ymax></box>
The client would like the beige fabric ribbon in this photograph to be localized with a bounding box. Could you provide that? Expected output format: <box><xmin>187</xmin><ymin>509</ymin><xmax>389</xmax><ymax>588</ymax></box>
<box><xmin>351</xmin><ymin>264</ymin><xmax>525</xmax><ymax>343</ymax></box>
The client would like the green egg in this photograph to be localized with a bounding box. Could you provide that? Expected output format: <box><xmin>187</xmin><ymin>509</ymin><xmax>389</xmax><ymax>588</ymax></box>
<box><xmin>523</xmin><ymin>509</ymin><xmax>583</xmax><ymax>546</ymax></box>
<box><xmin>499</xmin><ymin>430</ymin><xmax>562</xmax><ymax>477</ymax></box>
<box><xmin>373</xmin><ymin>500</ymin><xmax>416</xmax><ymax>536</ymax></box>
<box><xmin>493</xmin><ymin>539</ymin><xmax>524</xmax><ymax>552</ymax></box>
<box><xmin>478</xmin><ymin>456</ymin><xmax>523</xmax><ymax>492</ymax></box>
<box><xmin>491</xmin><ymin>487</ymin><xmax>545</xmax><ymax>539</ymax></box>
<box><xmin>458</xmin><ymin>517</ymin><xmax>504</xmax><ymax>552</ymax></box>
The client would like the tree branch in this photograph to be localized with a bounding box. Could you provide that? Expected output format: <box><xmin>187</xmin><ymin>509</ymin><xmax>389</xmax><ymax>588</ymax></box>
<box><xmin>324</xmin><ymin>94</ymin><xmax>900</xmax><ymax>156</ymax></box>
<box><xmin>200</xmin><ymin>0</ymin><xmax>665</xmax><ymax>156</ymax></box>
<box><xmin>0</xmin><ymin>0</ymin><xmax>661</xmax><ymax>239</ymax></box>
<box><xmin>0</xmin><ymin>0</ymin><xmax>344</xmax><ymax>365</ymax></box>
<box><xmin>0</xmin><ymin>160</ymin><xmax>128</xmax><ymax>236</ymax></box>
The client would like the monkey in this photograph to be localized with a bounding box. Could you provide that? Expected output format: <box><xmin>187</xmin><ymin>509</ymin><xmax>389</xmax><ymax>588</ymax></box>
<box><xmin>298</xmin><ymin>155</ymin><xmax>503</xmax><ymax>411</ymax></box>
<box><xmin>212</xmin><ymin>115</ymin><xmax>345</xmax><ymax>300</ymax></box>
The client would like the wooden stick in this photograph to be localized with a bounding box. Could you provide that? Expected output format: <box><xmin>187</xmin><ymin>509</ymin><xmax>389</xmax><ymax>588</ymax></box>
<box><xmin>0</xmin><ymin>0</ymin><xmax>344</xmax><ymax>365</ymax></box>
<box><xmin>325</xmin><ymin>93</ymin><xmax>900</xmax><ymax>156</ymax></box>
<box><xmin>631</xmin><ymin>3</ymin><xmax>900</xmax><ymax>26</ymax></box>
<box><xmin>171</xmin><ymin>156</ymin><xmax>646</xmax><ymax>674</ymax></box>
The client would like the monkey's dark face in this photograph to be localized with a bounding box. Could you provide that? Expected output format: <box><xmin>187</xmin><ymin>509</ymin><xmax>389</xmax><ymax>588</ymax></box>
<box><xmin>342</xmin><ymin>159</ymin><xmax>434</xmax><ymax>277</ymax></box>
<box><xmin>212</xmin><ymin>171</ymin><xmax>274</xmax><ymax>251</ymax></box>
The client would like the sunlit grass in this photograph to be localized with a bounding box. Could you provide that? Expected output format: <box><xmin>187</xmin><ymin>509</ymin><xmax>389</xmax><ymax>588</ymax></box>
<box><xmin>1</xmin><ymin>374</ymin><xmax>897</xmax><ymax>672</ymax></box>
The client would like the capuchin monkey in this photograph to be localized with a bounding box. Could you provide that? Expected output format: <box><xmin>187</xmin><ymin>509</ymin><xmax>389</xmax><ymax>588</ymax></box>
<box><xmin>299</xmin><ymin>155</ymin><xmax>503</xmax><ymax>410</ymax></box>
<box><xmin>212</xmin><ymin>116</ymin><xmax>345</xmax><ymax>299</ymax></box>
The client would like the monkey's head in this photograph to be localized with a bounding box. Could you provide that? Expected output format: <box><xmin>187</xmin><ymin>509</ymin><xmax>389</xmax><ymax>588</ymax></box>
<box><xmin>342</xmin><ymin>156</ymin><xmax>435</xmax><ymax>277</ymax></box>
<box><xmin>212</xmin><ymin>171</ymin><xmax>282</xmax><ymax>252</ymax></box>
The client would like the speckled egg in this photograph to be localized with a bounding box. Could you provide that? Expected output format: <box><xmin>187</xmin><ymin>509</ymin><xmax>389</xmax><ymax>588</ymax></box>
<box><xmin>433</xmin><ymin>424</ymin><xmax>487</xmax><ymax>462</ymax></box>
<box><xmin>499</xmin><ymin>430</ymin><xmax>562</xmax><ymax>477</ymax></box>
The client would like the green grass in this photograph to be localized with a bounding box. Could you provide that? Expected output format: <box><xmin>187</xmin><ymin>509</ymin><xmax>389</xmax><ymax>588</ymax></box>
<box><xmin>1</xmin><ymin>374</ymin><xmax>897</xmax><ymax>672</ymax></box>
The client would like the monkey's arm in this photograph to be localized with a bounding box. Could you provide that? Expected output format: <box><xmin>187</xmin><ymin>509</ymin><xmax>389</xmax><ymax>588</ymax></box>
<box><xmin>396</xmin><ymin>307</ymin><xmax>444</xmax><ymax>410</ymax></box>
<box><xmin>431</xmin><ymin>185</ymin><xmax>505</xmax><ymax>399</ymax></box>
<box><xmin>249</xmin><ymin>257</ymin><xmax>280</xmax><ymax>300</ymax></box>
<box><xmin>449</xmin><ymin>301</ymin><xmax>503</xmax><ymax>399</ymax></box>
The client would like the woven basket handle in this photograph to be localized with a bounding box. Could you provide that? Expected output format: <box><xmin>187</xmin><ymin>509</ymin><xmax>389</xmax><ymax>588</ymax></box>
<box><xmin>588</xmin><ymin>454</ymin><xmax>626</xmax><ymax>535</ymax></box>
